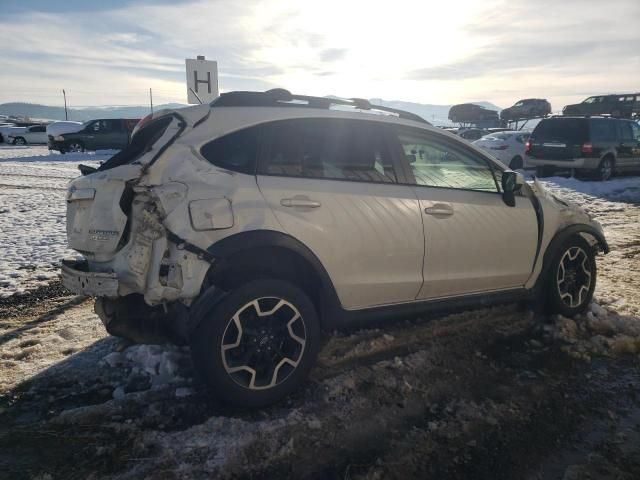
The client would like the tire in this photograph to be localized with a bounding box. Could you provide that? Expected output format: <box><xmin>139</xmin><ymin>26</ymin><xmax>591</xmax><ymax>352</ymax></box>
<box><xmin>67</xmin><ymin>141</ymin><xmax>85</xmax><ymax>153</ymax></box>
<box><xmin>595</xmin><ymin>156</ymin><xmax>614</xmax><ymax>181</ymax></box>
<box><xmin>509</xmin><ymin>155</ymin><xmax>523</xmax><ymax>170</ymax></box>
<box><xmin>546</xmin><ymin>236</ymin><xmax>596</xmax><ymax>317</ymax></box>
<box><xmin>13</xmin><ymin>137</ymin><xmax>26</xmax><ymax>145</ymax></box>
<box><xmin>190</xmin><ymin>279</ymin><xmax>321</xmax><ymax>407</ymax></box>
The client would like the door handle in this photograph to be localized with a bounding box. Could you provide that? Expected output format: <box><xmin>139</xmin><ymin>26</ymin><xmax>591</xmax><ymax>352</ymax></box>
<box><xmin>280</xmin><ymin>197</ymin><xmax>321</xmax><ymax>208</ymax></box>
<box><xmin>424</xmin><ymin>203</ymin><xmax>454</xmax><ymax>216</ymax></box>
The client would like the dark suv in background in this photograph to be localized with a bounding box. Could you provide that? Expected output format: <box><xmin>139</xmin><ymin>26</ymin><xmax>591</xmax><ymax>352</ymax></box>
<box><xmin>49</xmin><ymin>118</ymin><xmax>139</xmax><ymax>153</ymax></box>
<box><xmin>525</xmin><ymin>116</ymin><xmax>640</xmax><ymax>180</ymax></box>
<box><xmin>500</xmin><ymin>99</ymin><xmax>551</xmax><ymax>122</ymax></box>
<box><xmin>562</xmin><ymin>94</ymin><xmax>639</xmax><ymax>118</ymax></box>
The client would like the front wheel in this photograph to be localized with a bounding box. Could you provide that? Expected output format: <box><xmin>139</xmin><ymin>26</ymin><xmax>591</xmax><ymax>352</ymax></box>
<box><xmin>190</xmin><ymin>279</ymin><xmax>321</xmax><ymax>407</ymax></box>
<box><xmin>13</xmin><ymin>137</ymin><xmax>26</xmax><ymax>145</ymax></box>
<box><xmin>67</xmin><ymin>142</ymin><xmax>85</xmax><ymax>153</ymax></box>
<box><xmin>547</xmin><ymin>236</ymin><xmax>596</xmax><ymax>316</ymax></box>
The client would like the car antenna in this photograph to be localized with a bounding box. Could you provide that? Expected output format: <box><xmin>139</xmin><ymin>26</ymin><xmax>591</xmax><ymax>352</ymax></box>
<box><xmin>189</xmin><ymin>87</ymin><xmax>203</xmax><ymax>105</ymax></box>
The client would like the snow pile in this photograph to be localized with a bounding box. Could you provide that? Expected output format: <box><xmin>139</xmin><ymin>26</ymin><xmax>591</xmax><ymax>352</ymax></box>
<box><xmin>0</xmin><ymin>145</ymin><xmax>111</xmax><ymax>297</ymax></box>
<box><xmin>546</xmin><ymin>301</ymin><xmax>640</xmax><ymax>360</ymax></box>
<box><xmin>100</xmin><ymin>344</ymin><xmax>193</xmax><ymax>399</ymax></box>
<box><xmin>539</xmin><ymin>175</ymin><xmax>640</xmax><ymax>204</ymax></box>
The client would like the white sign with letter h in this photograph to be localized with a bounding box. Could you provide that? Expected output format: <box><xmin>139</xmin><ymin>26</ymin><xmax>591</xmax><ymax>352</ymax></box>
<box><xmin>186</xmin><ymin>57</ymin><xmax>219</xmax><ymax>104</ymax></box>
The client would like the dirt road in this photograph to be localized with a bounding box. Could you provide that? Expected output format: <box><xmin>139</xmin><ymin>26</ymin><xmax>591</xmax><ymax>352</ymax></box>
<box><xmin>1</xmin><ymin>176</ymin><xmax>639</xmax><ymax>480</ymax></box>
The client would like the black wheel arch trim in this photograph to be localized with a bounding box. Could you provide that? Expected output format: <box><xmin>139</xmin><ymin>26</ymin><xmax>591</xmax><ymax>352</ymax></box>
<box><xmin>534</xmin><ymin>223</ymin><xmax>608</xmax><ymax>293</ymax></box>
<box><xmin>204</xmin><ymin>229</ymin><xmax>343</xmax><ymax>326</ymax></box>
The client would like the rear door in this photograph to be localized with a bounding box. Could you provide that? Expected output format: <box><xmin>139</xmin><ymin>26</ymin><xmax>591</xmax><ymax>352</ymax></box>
<box><xmin>256</xmin><ymin>118</ymin><xmax>425</xmax><ymax>310</ymax></box>
<box><xmin>390</xmin><ymin>126</ymin><xmax>538</xmax><ymax>299</ymax></box>
<box><xmin>27</xmin><ymin>125</ymin><xmax>47</xmax><ymax>143</ymax></box>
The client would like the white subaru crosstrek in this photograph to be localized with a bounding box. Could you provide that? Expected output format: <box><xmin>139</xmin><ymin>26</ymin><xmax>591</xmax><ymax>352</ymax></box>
<box><xmin>62</xmin><ymin>89</ymin><xmax>608</xmax><ymax>407</ymax></box>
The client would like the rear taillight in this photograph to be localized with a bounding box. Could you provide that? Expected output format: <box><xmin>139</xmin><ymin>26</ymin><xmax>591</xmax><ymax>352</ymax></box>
<box><xmin>581</xmin><ymin>142</ymin><xmax>593</xmax><ymax>155</ymax></box>
<box><xmin>524</xmin><ymin>139</ymin><xmax>531</xmax><ymax>154</ymax></box>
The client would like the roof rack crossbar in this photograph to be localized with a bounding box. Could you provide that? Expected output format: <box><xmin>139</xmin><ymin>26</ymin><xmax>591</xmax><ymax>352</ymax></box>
<box><xmin>211</xmin><ymin>89</ymin><xmax>430</xmax><ymax>124</ymax></box>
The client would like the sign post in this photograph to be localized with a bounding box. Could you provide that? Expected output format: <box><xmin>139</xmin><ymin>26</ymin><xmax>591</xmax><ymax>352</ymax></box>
<box><xmin>185</xmin><ymin>56</ymin><xmax>219</xmax><ymax>104</ymax></box>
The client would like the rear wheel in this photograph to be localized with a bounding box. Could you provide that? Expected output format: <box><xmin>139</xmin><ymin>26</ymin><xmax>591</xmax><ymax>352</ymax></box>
<box><xmin>190</xmin><ymin>279</ymin><xmax>321</xmax><ymax>407</ymax></box>
<box><xmin>547</xmin><ymin>236</ymin><xmax>596</xmax><ymax>317</ymax></box>
<box><xmin>509</xmin><ymin>155</ymin><xmax>523</xmax><ymax>170</ymax></box>
<box><xmin>595</xmin><ymin>156</ymin><xmax>614</xmax><ymax>181</ymax></box>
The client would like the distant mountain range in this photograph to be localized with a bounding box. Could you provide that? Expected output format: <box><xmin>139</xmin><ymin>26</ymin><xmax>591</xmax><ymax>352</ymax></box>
<box><xmin>0</xmin><ymin>99</ymin><xmax>502</xmax><ymax>126</ymax></box>
<box><xmin>0</xmin><ymin>103</ymin><xmax>185</xmax><ymax>122</ymax></box>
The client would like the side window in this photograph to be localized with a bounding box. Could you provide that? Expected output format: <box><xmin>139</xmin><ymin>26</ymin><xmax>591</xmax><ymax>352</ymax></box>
<box><xmin>200</xmin><ymin>125</ymin><xmax>260</xmax><ymax>174</ymax></box>
<box><xmin>591</xmin><ymin>120</ymin><xmax>616</xmax><ymax>141</ymax></box>
<box><xmin>30</xmin><ymin>126</ymin><xmax>45</xmax><ymax>133</ymax></box>
<box><xmin>92</xmin><ymin>121</ymin><xmax>101</xmax><ymax>132</ymax></box>
<box><xmin>395</xmin><ymin>128</ymin><xmax>499</xmax><ymax>192</ymax></box>
<box><xmin>631</xmin><ymin>123</ymin><xmax>640</xmax><ymax>142</ymax></box>
<box><xmin>618</xmin><ymin>121</ymin><xmax>634</xmax><ymax>141</ymax></box>
<box><xmin>260</xmin><ymin>119</ymin><xmax>397</xmax><ymax>183</ymax></box>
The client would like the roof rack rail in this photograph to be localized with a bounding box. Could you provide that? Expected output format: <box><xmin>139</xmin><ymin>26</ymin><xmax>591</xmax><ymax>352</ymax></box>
<box><xmin>211</xmin><ymin>89</ymin><xmax>430</xmax><ymax>125</ymax></box>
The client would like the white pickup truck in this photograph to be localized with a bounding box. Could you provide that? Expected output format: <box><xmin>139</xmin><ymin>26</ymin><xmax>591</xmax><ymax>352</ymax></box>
<box><xmin>8</xmin><ymin>125</ymin><xmax>48</xmax><ymax>145</ymax></box>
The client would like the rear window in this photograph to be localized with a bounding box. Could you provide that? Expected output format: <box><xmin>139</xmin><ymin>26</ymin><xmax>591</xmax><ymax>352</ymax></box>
<box><xmin>98</xmin><ymin>116</ymin><xmax>174</xmax><ymax>171</ymax></box>
<box><xmin>532</xmin><ymin>118</ymin><xmax>589</xmax><ymax>144</ymax></box>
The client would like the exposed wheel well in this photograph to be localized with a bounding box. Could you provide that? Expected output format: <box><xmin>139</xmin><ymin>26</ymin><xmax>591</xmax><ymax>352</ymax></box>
<box><xmin>601</xmin><ymin>153</ymin><xmax>615</xmax><ymax>164</ymax></box>
<box><xmin>204</xmin><ymin>246</ymin><xmax>329</xmax><ymax>325</ymax></box>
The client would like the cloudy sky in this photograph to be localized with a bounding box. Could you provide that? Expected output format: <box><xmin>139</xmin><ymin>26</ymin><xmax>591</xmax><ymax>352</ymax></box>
<box><xmin>0</xmin><ymin>0</ymin><xmax>638</xmax><ymax>110</ymax></box>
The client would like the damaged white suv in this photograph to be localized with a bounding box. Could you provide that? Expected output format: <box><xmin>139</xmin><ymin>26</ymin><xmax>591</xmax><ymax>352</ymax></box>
<box><xmin>62</xmin><ymin>89</ymin><xmax>608</xmax><ymax>406</ymax></box>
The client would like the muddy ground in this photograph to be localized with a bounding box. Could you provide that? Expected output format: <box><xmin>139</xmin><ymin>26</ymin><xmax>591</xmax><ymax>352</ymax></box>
<box><xmin>1</xmin><ymin>180</ymin><xmax>639</xmax><ymax>479</ymax></box>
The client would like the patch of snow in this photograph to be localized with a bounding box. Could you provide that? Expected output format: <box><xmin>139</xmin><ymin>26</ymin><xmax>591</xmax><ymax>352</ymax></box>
<box><xmin>0</xmin><ymin>145</ymin><xmax>112</xmax><ymax>296</ymax></box>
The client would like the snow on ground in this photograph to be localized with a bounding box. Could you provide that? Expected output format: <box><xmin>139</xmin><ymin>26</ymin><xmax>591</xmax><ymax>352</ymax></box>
<box><xmin>0</xmin><ymin>146</ymin><xmax>114</xmax><ymax>297</ymax></box>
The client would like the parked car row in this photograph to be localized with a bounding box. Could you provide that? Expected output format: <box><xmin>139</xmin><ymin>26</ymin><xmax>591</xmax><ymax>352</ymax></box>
<box><xmin>449</xmin><ymin>93</ymin><xmax>639</xmax><ymax>131</ymax></box>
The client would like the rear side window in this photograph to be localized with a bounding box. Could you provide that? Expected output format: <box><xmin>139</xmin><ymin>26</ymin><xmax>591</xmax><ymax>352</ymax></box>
<box><xmin>617</xmin><ymin>121</ymin><xmax>634</xmax><ymax>141</ymax></box>
<box><xmin>532</xmin><ymin>119</ymin><xmax>589</xmax><ymax>144</ymax></box>
<box><xmin>259</xmin><ymin>119</ymin><xmax>397</xmax><ymax>183</ymax></box>
<box><xmin>590</xmin><ymin>119</ymin><xmax>616</xmax><ymax>141</ymax></box>
<box><xmin>201</xmin><ymin>126</ymin><xmax>260</xmax><ymax>174</ymax></box>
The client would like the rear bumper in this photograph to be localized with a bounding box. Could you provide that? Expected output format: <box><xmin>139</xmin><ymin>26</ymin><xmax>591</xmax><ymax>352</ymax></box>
<box><xmin>525</xmin><ymin>156</ymin><xmax>601</xmax><ymax>169</ymax></box>
<box><xmin>61</xmin><ymin>258</ymin><xmax>119</xmax><ymax>297</ymax></box>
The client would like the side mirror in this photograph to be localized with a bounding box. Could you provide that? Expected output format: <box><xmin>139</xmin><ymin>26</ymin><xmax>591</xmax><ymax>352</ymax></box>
<box><xmin>501</xmin><ymin>171</ymin><xmax>524</xmax><ymax>207</ymax></box>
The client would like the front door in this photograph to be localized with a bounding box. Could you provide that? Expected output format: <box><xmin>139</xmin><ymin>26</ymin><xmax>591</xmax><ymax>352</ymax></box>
<box><xmin>391</xmin><ymin>126</ymin><xmax>539</xmax><ymax>299</ymax></box>
<box><xmin>257</xmin><ymin>118</ymin><xmax>425</xmax><ymax>310</ymax></box>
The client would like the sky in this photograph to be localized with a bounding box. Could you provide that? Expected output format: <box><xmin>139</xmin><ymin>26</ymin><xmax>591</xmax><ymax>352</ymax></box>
<box><xmin>0</xmin><ymin>0</ymin><xmax>638</xmax><ymax>110</ymax></box>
